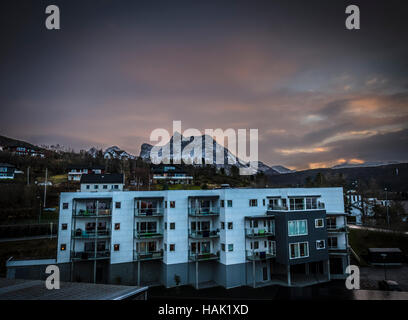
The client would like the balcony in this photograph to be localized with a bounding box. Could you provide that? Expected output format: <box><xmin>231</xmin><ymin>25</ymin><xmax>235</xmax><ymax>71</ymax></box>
<box><xmin>71</xmin><ymin>250</ymin><xmax>110</xmax><ymax>261</ymax></box>
<box><xmin>267</xmin><ymin>202</ymin><xmax>325</xmax><ymax>212</ymax></box>
<box><xmin>267</xmin><ymin>204</ymin><xmax>288</xmax><ymax>211</ymax></box>
<box><xmin>72</xmin><ymin>209</ymin><xmax>112</xmax><ymax>218</ymax></box>
<box><xmin>134</xmin><ymin>250</ymin><xmax>163</xmax><ymax>261</ymax></box>
<box><xmin>189</xmin><ymin>229</ymin><xmax>220</xmax><ymax>239</ymax></box>
<box><xmin>72</xmin><ymin>229</ymin><xmax>111</xmax><ymax>239</ymax></box>
<box><xmin>328</xmin><ymin>246</ymin><xmax>349</xmax><ymax>254</ymax></box>
<box><xmin>188</xmin><ymin>207</ymin><xmax>220</xmax><ymax>217</ymax></box>
<box><xmin>246</xmin><ymin>249</ymin><xmax>276</xmax><ymax>261</ymax></box>
<box><xmin>134</xmin><ymin>229</ymin><xmax>163</xmax><ymax>239</ymax></box>
<box><xmin>245</xmin><ymin>228</ymin><xmax>275</xmax><ymax>238</ymax></box>
<box><xmin>189</xmin><ymin>251</ymin><xmax>220</xmax><ymax>262</ymax></box>
<box><xmin>327</xmin><ymin>225</ymin><xmax>348</xmax><ymax>233</ymax></box>
<box><xmin>134</xmin><ymin>207</ymin><xmax>164</xmax><ymax>217</ymax></box>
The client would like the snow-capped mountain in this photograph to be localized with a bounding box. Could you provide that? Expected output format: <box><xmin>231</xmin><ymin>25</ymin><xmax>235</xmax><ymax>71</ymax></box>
<box><xmin>331</xmin><ymin>161</ymin><xmax>403</xmax><ymax>169</ymax></box>
<box><xmin>139</xmin><ymin>133</ymin><xmax>292</xmax><ymax>174</ymax></box>
<box><xmin>87</xmin><ymin>146</ymin><xmax>137</xmax><ymax>160</ymax></box>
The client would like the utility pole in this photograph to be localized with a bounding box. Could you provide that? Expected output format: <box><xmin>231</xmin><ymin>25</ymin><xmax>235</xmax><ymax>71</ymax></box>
<box><xmin>27</xmin><ymin>167</ymin><xmax>30</xmax><ymax>185</ymax></box>
<box><xmin>44</xmin><ymin>168</ymin><xmax>48</xmax><ymax>208</ymax></box>
<box><xmin>385</xmin><ymin>188</ymin><xmax>390</xmax><ymax>228</ymax></box>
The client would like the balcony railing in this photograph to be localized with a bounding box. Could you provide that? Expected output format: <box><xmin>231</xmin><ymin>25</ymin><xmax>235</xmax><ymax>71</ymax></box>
<box><xmin>267</xmin><ymin>204</ymin><xmax>288</xmax><ymax>211</ymax></box>
<box><xmin>267</xmin><ymin>202</ymin><xmax>325</xmax><ymax>211</ymax></box>
<box><xmin>245</xmin><ymin>228</ymin><xmax>275</xmax><ymax>238</ymax></box>
<box><xmin>189</xmin><ymin>229</ymin><xmax>220</xmax><ymax>239</ymax></box>
<box><xmin>327</xmin><ymin>225</ymin><xmax>347</xmax><ymax>232</ymax></box>
<box><xmin>246</xmin><ymin>249</ymin><xmax>276</xmax><ymax>261</ymax></box>
<box><xmin>189</xmin><ymin>251</ymin><xmax>220</xmax><ymax>262</ymax></box>
<box><xmin>73</xmin><ymin>209</ymin><xmax>112</xmax><ymax>218</ymax></box>
<box><xmin>134</xmin><ymin>207</ymin><xmax>164</xmax><ymax>217</ymax></box>
<box><xmin>72</xmin><ymin>229</ymin><xmax>111</xmax><ymax>239</ymax></box>
<box><xmin>134</xmin><ymin>229</ymin><xmax>163</xmax><ymax>239</ymax></box>
<box><xmin>134</xmin><ymin>250</ymin><xmax>163</xmax><ymax>261</ymax></box>
<box><xmin>71</xmin><ymin>250</ymin><xmax>110</xmax><ymax>260</ymax></box>
<box><xmin>188</xmin><ymin>207</ymin><xmax>220</xmax><ymax>216</ymax></box>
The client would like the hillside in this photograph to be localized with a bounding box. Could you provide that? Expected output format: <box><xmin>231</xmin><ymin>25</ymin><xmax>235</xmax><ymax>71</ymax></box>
<box><xmin>266</xmin><ymin>163</ymin><xmax>408</xmax><ymax>193</ymax></box>
<box><xmin>0</xmin><ymin>135</ymin><xmax>42</xmax><ymax>150</ymax></box>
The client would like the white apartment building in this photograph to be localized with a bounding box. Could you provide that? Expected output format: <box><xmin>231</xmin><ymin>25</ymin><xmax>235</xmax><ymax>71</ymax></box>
<box><xmin>54</xmin><ymin>187</ymin><xmax>349</xmax><ymax>289</ymax></box>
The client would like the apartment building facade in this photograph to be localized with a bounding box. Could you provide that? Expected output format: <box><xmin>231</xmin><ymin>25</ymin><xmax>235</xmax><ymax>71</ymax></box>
<box><xmin>56</xmin><ymin>187</ymin><xmax>350</xmax><ymax>289</ymax></box>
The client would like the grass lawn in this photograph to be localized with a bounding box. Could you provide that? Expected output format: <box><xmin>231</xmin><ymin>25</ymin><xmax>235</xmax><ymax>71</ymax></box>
<box><xmin>349</xmin><ymin>229</ymin><xmax>408</xmax><ymax>262</ymax></box>
<box><xmin>35</xmin><ymin>174</ymin><xmax>67</xmax><ymax>185</ymax></box>
<box><xmin>0</xmin><ymin>238</ymin><xmax>57</xmax><ymax>277</ymax></box>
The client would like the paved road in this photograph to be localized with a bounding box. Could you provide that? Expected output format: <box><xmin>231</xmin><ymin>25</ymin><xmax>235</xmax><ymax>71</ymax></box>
<box><xmin>348</xmin><ymin>225</ymin><xmax>408</xmax><ymax>235</ymax></box>
<box><xmin>0</xmin><ymin>235</ymin><xmax>57</xmax><ymax>243</ymax></box>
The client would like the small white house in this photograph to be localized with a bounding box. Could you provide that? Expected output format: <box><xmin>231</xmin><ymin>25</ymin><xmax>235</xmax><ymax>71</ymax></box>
<box><xmin>80</xmin><ymin>173</ymin><xmax>124</xmax><ymax>192</ymax></box>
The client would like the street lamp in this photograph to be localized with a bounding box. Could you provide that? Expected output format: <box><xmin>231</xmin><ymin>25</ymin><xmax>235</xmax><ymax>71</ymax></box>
<box><xmin>380</xmin><ymin>253</ymin><xmax>387</xmax><ymax>280</ymax></box>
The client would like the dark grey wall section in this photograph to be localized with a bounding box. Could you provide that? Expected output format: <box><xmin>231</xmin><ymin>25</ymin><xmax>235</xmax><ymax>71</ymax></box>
<box><xmin>274</xmin><ymin>210</ymin><xmax>329</xmax><ymax>265</ymax></box>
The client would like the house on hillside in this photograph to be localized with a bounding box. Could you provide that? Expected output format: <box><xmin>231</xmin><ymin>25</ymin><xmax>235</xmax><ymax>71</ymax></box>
<box><xmin>3</xmin><ymin>145</ymin><xmax>44</xmax><ymax>158</ymax></box>
<box><xmin>80</xmin><ymin>173</ymin><xmax>124</xmax><ymax>192</ymax></box>
<box><xmin>151</xmin><ymin>165</ymin><xmax>193</xmax><ymax>184</ymax></box>
<box><xmin>67</xmin><ymin>165</ymin><xmax>105</xmax><ymax>181</ymax></box>
<box><xmin>0</xmin><ymin>163</ymin><xmax>16</xmax><ymax>179</ymax></box>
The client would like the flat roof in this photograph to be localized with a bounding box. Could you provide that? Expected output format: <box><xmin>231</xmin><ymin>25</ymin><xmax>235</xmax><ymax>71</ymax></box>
<box><xmin>0</xmin><ymin>278</ymin><xmax>148</xmax><ymax>300</ymax></box>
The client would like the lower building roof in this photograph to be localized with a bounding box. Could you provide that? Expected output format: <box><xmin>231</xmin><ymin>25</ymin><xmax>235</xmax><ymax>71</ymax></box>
<box><xmin>0</xmin><ymin>278</ymin><xmax>148</xmax><ymax>300</ymax></box>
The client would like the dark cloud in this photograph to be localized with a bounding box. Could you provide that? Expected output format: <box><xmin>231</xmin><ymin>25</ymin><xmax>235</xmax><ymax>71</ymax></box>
<box><xmin>0</xmin><ymin>0</ymin><xmax>407</xmax><ymax>169</ymax></box>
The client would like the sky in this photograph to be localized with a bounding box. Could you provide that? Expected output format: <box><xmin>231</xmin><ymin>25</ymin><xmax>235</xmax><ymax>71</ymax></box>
<box><xmin>0</xmin><ymin>0</ymin><xmax>407</xmax><ymax>170</ymax></box>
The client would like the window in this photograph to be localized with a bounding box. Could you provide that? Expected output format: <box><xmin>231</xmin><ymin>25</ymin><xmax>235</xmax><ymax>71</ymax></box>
<box><xmin>221</xmin><ymin>243</ymin><xmax>225</xmax><ymax>251</ymax></box>
<box><xmin>315</xmin><ymin>218</ymin><xmax>324</xmax><ymax>228</ymax></box>
<box><xmin>288</xmin><ymin>220</ymin><xmax>308</xmax><ymax>236</ymax></box>
<box><xmin>228</xmin><ymin>244</ymin><xmax>234</xmax><ymax>252</ymax></box>
<box><xmin>228</xmin><ymin>222</ymin><xmax>233</xmax><ymax>230</ymax></box>
<box><xmin>220</xmin><ymin>200</ymin><xmax>225</xmax><ymax>207</ymax></box>
<box><xmin>61</xmin><ymin>223</ymin><xmax>67</xmax><ymax>230</ymax></box>
<box><xmin>252</xmin><ymin>241</ymin><xmax>259</xmax><ymax>249</ymax></box>
<box><xmin>170</xmin><ymin>201</ymin><xmax>175</xmax><ymax>208</ymax></box>
<box><xmin>94</xmin><ymin>185</ymin><xmax>98</xmax><ymax>189</ymax></box>
<box><xmin>103</xmin><ymin>185</ymin><xmax>108</xmax><ymax>189</ymax></box>
<box><xmin>170</xmin><ymin>222</ymin><xmax>175</xmax><ymax>230</ymax></box>
<box><xmin>289</xmin><ymin>242</ymin><xmax>309</xmax><ymax>259</ymax></box>
<box><xmin>114</xmin><ymin>244</ymin><xmax>120</xmax><ymax>251</ymax></box>
<box><xmin>114</xmin><ymin>223</ymin><xmax>120</xmax><ymax>230</ymax></box>
<box><xmin>221</xmin><ymin>222</ymin><xmax>225</xmax><ymax>230</ymax></box>
<box><xmin>164</xmin><ymin>243</ymin><xmax>167</xmax><ymax>251</ymax></box>
<box><xmin>227</xmin><ymin>200</ymin><xmax>233</xmax><ymax>207</ymax></box>
<box><xmin>165</xmin><ymin>222</ymin><xmax>167</xmax><ymax>230</ymax></box>
<box><xmin>62</xmin><ymin>203</ymin><xmax>69</xmax><ymax>210</ymax></box>
<box><xmin>262</xmin><ymin>199</ymin><xmax>265</xmax><ymax>206</ymax></box>
<box><xmin>306</xmin><ymin>197</ymin><xmax>318</xmax><ymax>209</ymax></box>
<box><xmin>249</xmin><ymin>199</ymin><xmax>258</xmax><ymax>207</ymax></box>
<box><xmin>253</xmin><ymin>220</ymin><xmax>258</xmax><ymax>228</ymax></box>
<box><xmin>86</xmin><ymin>185</ymin><xmax>90</xmax><ymax>189</ymax></box>
<box><xmin>316</xmin><ymin>240</ymin><xmax>325</xmax><ymax>250</ymax></box>
<box><xmin>115</xmin><ymin>202</ymin><xmax>121</xmax><ymax>209</ymax></box>
<box><xmin>170</xmin><ymin>244</ymin><xmax>175</xmax><ymax>252</ymax></box>
<box><xmin>165</xmin><ymin>201</ymin><xmax>168</xmax><ymax>208</ymax></box>
<box><xmin>60</xmin><ymin>244</ymin><xmax>66</xmax><ymax>251</ymax></box>
<box><xmin>290</xmin><ymin>198</ymin><xmax>304</xmax><ymax>210</ymax></box>
<box><xmin>328</xmin><ymin>236</ymin><xmax>338</xmax><ymax>249</ymax></box>
<box><xmin>114</xmin><ymin>185</ymin><xmax>119</xmax><ymax>189</ymax></box>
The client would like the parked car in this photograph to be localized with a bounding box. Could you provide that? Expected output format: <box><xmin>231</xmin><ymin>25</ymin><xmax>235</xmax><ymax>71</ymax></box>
<box><xmin>378</xmin><ymin>280</ymin><xmax>402</xmax><ymax>291</ymax></box>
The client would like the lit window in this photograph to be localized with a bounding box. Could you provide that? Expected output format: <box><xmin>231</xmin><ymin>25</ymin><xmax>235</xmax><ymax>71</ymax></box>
<box><xmin>114</xmin><ymin>223</ymin><xmax>120</xmax><ymax>230</ymax></box>
<box><xmin>60</xmin><ymin>244</ymin><xmax>66</xmax><ymax>251</ymax></box>
<box><xmin>170</xmin><ymin>244</ymin><xmax>175</xmax><ymax>251</ymax></box>
<box><xmin>315</xmin><ymin>218</ymin><xmax>324</xmax><ymax>228</ymax></box>
<box><xmin>170</xmin><ymin>201</ymin><xmax>175</xmax><ymax>208</ymax></box>
<box><xmin>114</xmin><ymin>244</ymin><xmax>120</xmax><ymax>251</ymax></box>
<box><xmin>289</xmin><ymin>242</ymin><xmax>309</xmax><ymax>259</ymax></box>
